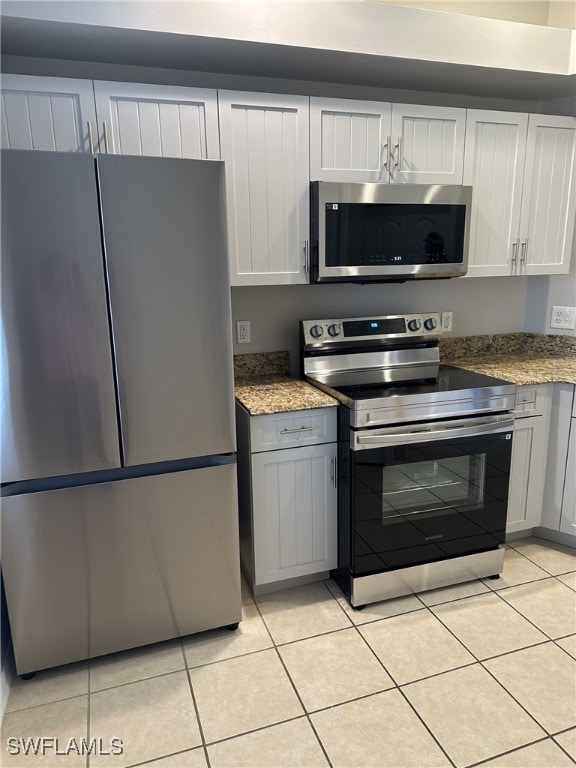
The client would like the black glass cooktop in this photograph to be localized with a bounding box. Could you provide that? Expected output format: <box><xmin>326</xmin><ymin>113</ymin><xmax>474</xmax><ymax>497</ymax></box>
<box><xmin>335</xmin><ymin>365</ymin><xmax>515</xmax><ymax>401</ymax></box>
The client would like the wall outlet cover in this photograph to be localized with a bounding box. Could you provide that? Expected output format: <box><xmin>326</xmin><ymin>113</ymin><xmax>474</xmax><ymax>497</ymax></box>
<box><xmin>236</xmin><ymin>320</ymin><xmax>251</xmax><ymax>343</ymax></box>
<box><xmin>550</xmin><ymin>306</ymin><xmax>576</xmax><ymax>330</ymax></box>
<box><xmin>441</xmin><ymin>312</ymin><xmax>453</xmax><ymax>332</ymax></box>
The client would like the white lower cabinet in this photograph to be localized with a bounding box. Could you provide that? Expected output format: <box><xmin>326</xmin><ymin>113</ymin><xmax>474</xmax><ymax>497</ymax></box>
<box><xmin>541</xmin><ymin>384</ymin><xmax>576</xmax><ymax>540</ymax></box>
<box><xmin>506</xmin><ymin>384</ymin><xmax>551</xmax><ymax>536</ymax></box>
<box><xmin>236</xmin><ymin>404</ymin><xmax>337</xmax><ymax>593</ymax></box>
<box><xmin>560</xmin><ymin>423</ymin><xmax>576</xmax><ymax>536</ymax></box>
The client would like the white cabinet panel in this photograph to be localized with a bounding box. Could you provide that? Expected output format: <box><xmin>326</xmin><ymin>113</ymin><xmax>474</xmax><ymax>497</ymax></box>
<box><xmin>93</xmin><ymin>81</ymin><xmax>220</xmax><ymax>159</ymax></box>
<box><xmin>391</xmin><ymin>103</ymin><xmax>466</xmax><ymax>184</ymax></box>
<box><xmin>507</xmin><ymin>417</ymin><xmax>546</xmax><ymax>534</ymax></box>
<box><xmin>507</xmin><ymin>384</ymin><xmax>551</xmax><ymax>536</ymax></box>
<box><xmin>310</xmin><ymin>97</ymin><xmax>391</xmax><ymax>182</ymax></box>
<box><xmin>251</xmin><ymin>444</ymin><xmax>337</xmax><ymax>585</ymax></box>
<box><xmin>560</xmin><ymin>423</ymin><xmax>576</xmax><ymax>536</ymax></box>
<box><xmin>310</xmin><ymin>98</ymin><xmax>465</xmax><ymax>185</ymax></box>
<box><xmin>219</xmin><ymin>91</ymin><xmax>309</xmax><ymax>285</ymax></box>
<box><xmin>250</xmin><ymin>408</ymin><xmax>337</xmax><ymax>452</ymax></box>
<box><xmin>541</xmin><ymin>383</ymin><xmax>575</xmax><ymax>540</ymax></box>
<box><xmin>520</xmin><ymin>114</ymin><xmax>576</xmax><ymax>275</ymax></box>
<box><xmin>465</xmin><ymin>111</ymin><xmax>575</xmax><ymax>278</ymax></box>
<box><xmin>1</xmin><ymin>74</ymin><xmax>96</xmax><ymax>152</ymax></box>
<box><xmin>464</xmin><ymin>111</ymin><xmax>528</xmax><ymax>277</ymax></box>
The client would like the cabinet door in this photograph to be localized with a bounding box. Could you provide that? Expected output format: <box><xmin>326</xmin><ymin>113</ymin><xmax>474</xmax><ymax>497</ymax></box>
<box><xmin>310</xmin><ymin>97</ymin><xmax>392</xmax><ymax>182</ymax></box>
<box><xmin>463</xmin><ymin>110</ymin><xmax>528</xmax><ymax>277</ymax></box>
<box><xmin>519</xmin><ymin>114</ymin><xmax>576</xmax><ymax>275</ymax></box>
<box><xmin>390</xmin><ymin>103</ymin><xmax>466</xmax><ymax>184</ymax></box>
<box><xmin>1</xmin><ymin>74</ymin><xmax>96</xmax><ymax>152</ymax></box>
<box><xmin>93</xmin><ymin>81</ymin><xmax>220</xmax><ymax>159</ymax></box>
<box><xmin>507</xmin><ymin>416</ymin><xmax>549</xmax><ymax>535</ymax></box>
<box><xmin>541</xmin><ymin>384</ymin><xmax>574</xmax><ymax>531</ymax></box>
<box><xmin>219</xmin><ymin>91</ymin><xmax>309</xmax><ymax>286</ymax></box>
<box><xmin>560</xmin><ymin>421</ymin><xmax>576</xmax><ymax>536</ymax></box>
<box><xmin>251</xmin><ymin>444</ymin><xmax>337</xmax><ymax>585</ymax></box>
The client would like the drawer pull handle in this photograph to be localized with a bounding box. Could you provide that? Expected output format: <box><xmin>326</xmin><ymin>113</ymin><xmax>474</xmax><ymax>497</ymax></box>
<box><xmin>280</xmin><ymin>426</ymin><xmax>315</xmax><ymax>436</ymax></box>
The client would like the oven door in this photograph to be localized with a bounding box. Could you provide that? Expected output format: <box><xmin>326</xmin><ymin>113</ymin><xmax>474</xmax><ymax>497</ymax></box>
<box><xmin>350</xmin><ymin>414</ymin><xmax>514</xmax><ymax>576</ymax></box>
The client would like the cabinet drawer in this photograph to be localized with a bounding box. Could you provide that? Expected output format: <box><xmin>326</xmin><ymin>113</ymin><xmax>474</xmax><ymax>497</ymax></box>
<box><xmin>250</xmin><ymin>408</ymin><xmax>337</xmax><ymax>452</ymax></box>
<box><xmin>514</xmin><ymin>384</ymin><xmax>551</xmax><ymax>418</ymax></box>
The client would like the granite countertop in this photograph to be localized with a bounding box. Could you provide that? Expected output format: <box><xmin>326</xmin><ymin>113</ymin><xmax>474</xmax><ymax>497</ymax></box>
<box><xmin>233</xmin><ymin>335</ymin><xmax>576</xmax><ymax>416</ymax></box>
<box><xmin>441</xmin><ymin>333</ymin><xmax>576</xmax><ymax>386</ymax></box>
<box><xmin>235</xmin><ymin>375</ymin><xmax>337</xmax><ymax>415</ymax></box>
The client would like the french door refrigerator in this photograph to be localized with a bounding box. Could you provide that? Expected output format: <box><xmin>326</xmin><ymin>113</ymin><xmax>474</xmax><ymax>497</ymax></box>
<box><xmin>1</xmin><ymin>150</ymin><xmax>241</xmax><ymax>675</ymax></box>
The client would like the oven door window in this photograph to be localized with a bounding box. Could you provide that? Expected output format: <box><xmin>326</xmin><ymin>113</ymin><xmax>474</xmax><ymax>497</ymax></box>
<box><xmin>352</xmin><ymin>431</ymin><xmax>512</xmax><ymax>575</ymax></box>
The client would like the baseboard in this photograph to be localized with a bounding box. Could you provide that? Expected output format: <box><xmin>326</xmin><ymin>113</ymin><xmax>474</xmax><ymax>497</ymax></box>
<box><xmin>532</xmin><ymin>527</ymin><xmax>576</xmax><ymax>549</ymax></box>
<box><xmin>0</xmin><ymin>640</ymin><xmax>15</xmax><ymax>725</ymax></box>
<box><xmin>506</xmin><ymin>528</ymin><xmax>534</xmax><ymax>541</ymax></box>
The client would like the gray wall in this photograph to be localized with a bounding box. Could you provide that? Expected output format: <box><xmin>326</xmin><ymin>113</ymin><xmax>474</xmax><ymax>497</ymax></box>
<box><xmin>231</xmin><ymin>276</ymin><xmax>529</xmax><ymax>375</ymax></box>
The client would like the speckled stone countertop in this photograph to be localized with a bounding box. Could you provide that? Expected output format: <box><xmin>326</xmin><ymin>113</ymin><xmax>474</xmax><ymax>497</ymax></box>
<box><xmin>234</xmin><ymin>336</ymin><xmax>576</xmax><ymax>414</ymax></box>
<box><xmin>441</xmin><ymin>334</ymin><xmax>576</xmax><ymax>386</ymax></box>
<box><xmin>235</xmin><ymin>376</ymin><xmax>338</xmax><ymax>415</ymax></box>
<box><xmin>234</xmin><ymin>351</ymin><xmax>337</xmax><ymax>415</ymax></box>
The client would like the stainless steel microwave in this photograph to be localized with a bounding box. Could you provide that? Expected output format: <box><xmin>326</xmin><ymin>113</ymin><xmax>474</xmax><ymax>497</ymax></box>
<box><xmin>310</xmin><ymin>182</ymin><xmax>472</xmax><ymax>283</ymax></box>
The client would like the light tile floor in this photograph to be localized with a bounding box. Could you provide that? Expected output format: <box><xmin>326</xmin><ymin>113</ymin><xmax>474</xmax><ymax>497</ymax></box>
<box><xmin>2</xmin><ymin>536</ymin><xmax>575</xmax><ymax>768</ymax></box>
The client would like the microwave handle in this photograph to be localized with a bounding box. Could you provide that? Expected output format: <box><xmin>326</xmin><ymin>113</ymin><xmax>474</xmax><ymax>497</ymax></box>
<box><xmin>303</xmin><ymin>239</ymin><xmax>309</xmax><ymax>275</ymax></box>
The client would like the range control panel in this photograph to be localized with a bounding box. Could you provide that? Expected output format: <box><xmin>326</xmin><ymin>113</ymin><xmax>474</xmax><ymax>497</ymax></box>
<box><xmin>301</xmin><ymin>313</ymin><xmax>442</xmax><ymax>347</ymax></box>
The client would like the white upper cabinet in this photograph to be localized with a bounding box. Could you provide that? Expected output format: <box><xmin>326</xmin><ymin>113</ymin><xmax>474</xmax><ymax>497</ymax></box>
<box><xmin>310</xmin><ymin>98</ymin><xmax>465</xmax><ymax>184</ymax></box>
<box><xmin>93</xmin><ymin>81</ymin><xmax>220</xmax><ymax>159</ymax></box>
<box><xmin>1</xmin><ymin>76</ymin><xmax>220</xmax><ymax>159</ymax></box>
<box><xmin>390</xmin><ymin>103</ymin><xmax>466</xmax><ymax>184</ymax></box>
<box><xmin>310</xmin><ymin>97</ymin><xmax>391</xmax><ymax>182</ymax></box>
<box><xmin>464</xmin><ymin>110</ymin><xmax>528</xmax><ymax>277</ymax></box>
<box><xmin>519</xmin><ymin>114</ymin><xmax>576</xmax><ymax>275</ymax></box>
<box><xmin>1</xmin><ymin>74</ymin><xmax>96</xmax><ymax>153</ymax></box>
<box><xmin>219</xmin><ymin>91</ymin><xmax>310</xmax><ymax>286</ymax></box>
<box><xmin>465</xmin><ymin>110</ymin><xmax>575</xmax><ymax>277</ymax></box>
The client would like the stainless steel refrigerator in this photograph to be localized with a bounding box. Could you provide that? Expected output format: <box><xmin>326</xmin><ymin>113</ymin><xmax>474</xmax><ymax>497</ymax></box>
<box><xmin>1</xmin><ymin>150</ymin><xmax>241</xmax><ymax>675</ymax></box>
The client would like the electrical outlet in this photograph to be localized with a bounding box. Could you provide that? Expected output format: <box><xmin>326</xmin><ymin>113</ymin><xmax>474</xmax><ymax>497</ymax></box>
<box><xmin>441</xmin><ymin>312</ymin><xmax>453</xmax><ymax>333</ymax></box>
<box><xmin>550</xmin><ymin>306</ymin><xmax>576</xmax><ymax>330</ymax></box>
<box><xmin>236</xmin><ymin>320</ymin><xmax>251</xmax><ymax>343</ymax></box>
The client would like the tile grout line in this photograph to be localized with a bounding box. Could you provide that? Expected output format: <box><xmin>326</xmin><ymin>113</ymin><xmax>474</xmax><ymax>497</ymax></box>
<box><xmin>490</xmin><ymin>576</ymin><xmax>566</xmax><ymax>640</ymax></box>
<box><xmin>252</xmin><ymin>584</ymin><xmax>335</xmax><ymax>768</ymax></box>
<box><xmin>184</xmin><ymin>663</ymin><xmax>211</xmax><ymax>766</ymax></box>
<box><xmin>348</xmin><ymin>604</ymin><xmax>459</xmax><ymax>768</ymax></box>
<box><xmin>416</xmin><ymin>599</ymin><xmax>561</xmax><ymax>742</ymax></box>
<box><xmin>464</xmin><ymin>734</ymin><xmax>566</xmax><ymax>768</ymax></box>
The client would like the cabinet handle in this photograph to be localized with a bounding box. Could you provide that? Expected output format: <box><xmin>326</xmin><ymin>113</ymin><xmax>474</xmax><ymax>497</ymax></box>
<box><xmin>382</xmin><ymin>137</ymin><xmax>391</xmax><ymax>171</ymax></box>
<box><xmin>520</xmin><ymin>237</ymin><xmax>529</xmax><ymax>264</ymax></box>
<box><xmin>394</xmin><ymin>136</ymin><xmax>402</xmax><ymax>171</ymax></box>
<box><xmin>103</xmin><ymin>122</ymin><xmax>115</xmax><ymax>154</ymax></box>
<box><xmin>511</xmin><ymin>238</ymin><xmax>521</xmax><ymax>273</ymax></box>
<box><xmin>87</xmin><ymin>121</ymin><xmax>97</xmax><ymax>155</ymax></box>
<box><xmin>280</xmin><ymin>426</ymin><xmax>314</xmax><ymax>436</ymax></box>
<box><xmin>331</xmin><ymin>456</ymin><xmax>337</xmax><ymax>488</ymax></box>
<box><xmin>303</xmin><ymin>240</ymin><xmax>309</xmax><ymax>274</ymax></box>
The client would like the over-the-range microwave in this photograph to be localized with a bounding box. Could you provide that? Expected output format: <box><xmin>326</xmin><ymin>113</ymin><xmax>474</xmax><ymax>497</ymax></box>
<box><xmin>310</xmin><ymin>181</ymin><xmax>473</xmax><ymax>283</ymax></box>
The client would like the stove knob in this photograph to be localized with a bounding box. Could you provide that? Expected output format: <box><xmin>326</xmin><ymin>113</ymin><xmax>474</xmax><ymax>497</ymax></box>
<box><xmin>328</xmin><ymin>323</ymin><xmax>341</xmax><ymax>337</ymax></box>
<box><xmin>310</xmin><ymin>324</ymin><xmax>324</xmax><ymax>339</ymax></box>
<box><xmin>424</xmin><ymin>317</ymin><xmax>438</xmax><ymax>331</ymax></box>
<box><xmin>407</xmin><ymin>318</ymin><xmax>422</xmax><ymax>332</ymax></box>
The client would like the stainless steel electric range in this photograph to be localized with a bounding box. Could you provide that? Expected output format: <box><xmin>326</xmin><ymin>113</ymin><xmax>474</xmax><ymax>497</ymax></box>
<box><xmin>301</xmin><ymin>313</ymin><xmax>517</xmax><ymax>607</ymax></box>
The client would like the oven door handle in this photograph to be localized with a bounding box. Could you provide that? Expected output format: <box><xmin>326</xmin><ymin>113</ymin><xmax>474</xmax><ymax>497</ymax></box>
<box><xmin>353</xmin><ymin>416</ymin><xmax>514</xmax><ymax>450</ymax></box>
